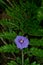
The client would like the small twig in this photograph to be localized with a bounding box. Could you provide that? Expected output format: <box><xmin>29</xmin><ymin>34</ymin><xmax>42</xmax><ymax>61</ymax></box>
<box><xmin>7</xmin><ymin>0</ymin><xmax>14</xmax><ymax>7</ymax></box>
<box><xmin>11</xmin><ymin>52</ymin><xmax>16</xmax><ymax>59</ymax></box>
<box><xmin>0</xmin><ymin>37</ymin><xmax>7</xmax><ymax>45</ymax></box>
<box><xmin>7</xmin><ymin>56</ymin><xmax>20</xmax><ymax>65</ymax></box>
<box><xmin>7</xmin><ymin>57</ymin><xmax>15</xmax><ymax>60</ymax></box>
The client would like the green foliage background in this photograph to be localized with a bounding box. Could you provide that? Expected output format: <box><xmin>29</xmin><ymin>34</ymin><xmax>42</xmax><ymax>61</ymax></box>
<box><xmin>0</xmin><ymin>0</ymin><xmax>43</xmax><ymax>65</ymax></box>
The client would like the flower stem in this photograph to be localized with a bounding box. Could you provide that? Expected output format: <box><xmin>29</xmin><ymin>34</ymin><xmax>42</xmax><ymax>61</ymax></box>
<box><xmin>22</xmin><ymin>50</ymin><xmax>24</xmax><ymax>65</ymax></box>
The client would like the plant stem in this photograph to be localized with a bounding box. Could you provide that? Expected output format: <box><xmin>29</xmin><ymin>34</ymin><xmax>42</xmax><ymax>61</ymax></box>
<box><xmin>22</xmin><ymin>50</ymin><xmax>24</xmax><ymax>65</ymax></box>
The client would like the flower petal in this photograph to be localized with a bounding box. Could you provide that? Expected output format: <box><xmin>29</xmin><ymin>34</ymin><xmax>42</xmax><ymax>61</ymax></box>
<box><xmin>14</xmin><ymin>36</ymin><xmax>29</xmax><ymax>49</ymax></box>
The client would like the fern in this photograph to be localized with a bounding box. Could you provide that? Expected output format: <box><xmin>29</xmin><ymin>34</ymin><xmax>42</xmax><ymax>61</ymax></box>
<box><xmin>0</xmin><ymin>0</ymin><xmax>43</xmax><ymax>65</ymax></box>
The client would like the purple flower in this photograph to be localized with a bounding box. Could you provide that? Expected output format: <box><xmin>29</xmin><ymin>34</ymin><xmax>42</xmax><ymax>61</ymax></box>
<box><xmin>14</xmin><ymin>36</ymin><xmax>29</xmax><ymax>49</ymax></box>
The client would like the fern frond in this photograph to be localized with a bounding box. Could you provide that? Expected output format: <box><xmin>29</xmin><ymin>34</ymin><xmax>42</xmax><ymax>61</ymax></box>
<box><xmin>0</xmin><ymin>44</ymin><xmax>19</xmax><ymax>53</ymax></box>
<box><xmin>30</xmin><ymin>38</ymin><xmax>43</xmax><ymax>46</ymax></box>
<box><xmin>0</xmin><ymin>32</ymin><xmax>17</xmax><ymax>40</ymax></box>
<box><xmin>30</xmin><ymin>47</ymin><xmax>43</xmax><ymax>57</ymax></box>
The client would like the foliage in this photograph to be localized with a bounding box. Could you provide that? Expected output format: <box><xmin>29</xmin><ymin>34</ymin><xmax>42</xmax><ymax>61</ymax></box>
<box><xmin>0</xmin><ymin>0</ymin><xmax>43</xmax><ymax>65</ymax></box>
<box><xmin>7</xmin><ymin>61</ymin><xmax>17</xmax><ymax>65</ymax></box>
